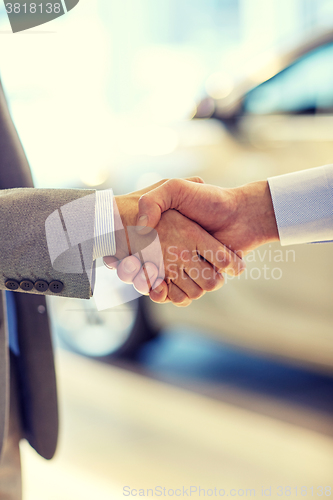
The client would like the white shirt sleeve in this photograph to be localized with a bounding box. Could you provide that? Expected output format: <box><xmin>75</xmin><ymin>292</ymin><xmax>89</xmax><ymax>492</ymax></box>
<box><xmin>93</xmin><ymin>189</ymin><xmax>117</xmax><ymax>259</ymax></box>
<box><xmin>268</xmin><ymin>164</ymin><xmax>333</xmax><ymax>246</ymax></box>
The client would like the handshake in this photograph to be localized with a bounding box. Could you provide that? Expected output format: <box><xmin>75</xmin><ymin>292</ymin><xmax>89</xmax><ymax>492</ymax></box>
<box><xmin>103</xmin><ymin>177</ymin><xmax>279</xmax><ymax>307</ymax></box>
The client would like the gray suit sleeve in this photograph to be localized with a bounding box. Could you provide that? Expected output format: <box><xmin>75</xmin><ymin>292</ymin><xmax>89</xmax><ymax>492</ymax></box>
<box><xmin>0</xmin><ymin>187</ymin><xmax>96</xmax><ymax>299</ymax></box>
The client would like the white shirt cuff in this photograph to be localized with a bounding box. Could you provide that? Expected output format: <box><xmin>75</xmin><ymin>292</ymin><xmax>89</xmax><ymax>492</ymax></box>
<box><xmin>93</xmin><ymin>189</ymin><xmax>116</xmax><ymax>259</ymax></box>
<box><xmin>268</xmin><ymin>165</ymin><xmax>333</xmax><ymax>246</ymax></box>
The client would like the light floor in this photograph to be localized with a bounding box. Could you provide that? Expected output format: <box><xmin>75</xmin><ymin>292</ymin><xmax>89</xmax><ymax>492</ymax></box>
<box><xmin>21</xmin><ymin>350</ymin><xmax>333</xmax><ymax>500</ymax></box>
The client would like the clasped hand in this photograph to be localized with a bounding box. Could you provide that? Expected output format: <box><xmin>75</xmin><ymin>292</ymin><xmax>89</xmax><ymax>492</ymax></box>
<box><xmin>104</xmin><ymin>178</ymin><xmax>246</xmax><ymax>307</ymax></box>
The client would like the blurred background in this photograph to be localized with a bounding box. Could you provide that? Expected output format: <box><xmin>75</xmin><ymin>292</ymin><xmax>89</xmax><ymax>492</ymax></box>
<box><xmin>0</xmin><ymin>0</ymin><xmax>333</xmax><ymax>498</ymax></box>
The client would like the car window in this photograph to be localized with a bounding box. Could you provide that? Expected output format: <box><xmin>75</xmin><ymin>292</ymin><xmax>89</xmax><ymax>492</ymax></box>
<box><xmin>243</xmin><ymin>43</ymin><xmax>333</xmax><ymax>115</ymax></box>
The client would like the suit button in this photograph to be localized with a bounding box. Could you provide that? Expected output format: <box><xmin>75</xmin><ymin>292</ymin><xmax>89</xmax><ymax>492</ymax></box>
<box><xmin>35</xmin><ymin>280</ymin><xmax>49</xmax><ymax>292</ymax></box>
<box><xmin>5</xmin><ymin>279</ymin><xmax>19</xmax><ymax>291</ymax></box>
<box><xmin>20</xmin><ymin>280</ymin><xmax>34</xmax><ymax>291</ymax></box>
<box><xmin>49</xmin><ymin>281</ymin><xmax>64</xmax><ymax>294</ymax></box>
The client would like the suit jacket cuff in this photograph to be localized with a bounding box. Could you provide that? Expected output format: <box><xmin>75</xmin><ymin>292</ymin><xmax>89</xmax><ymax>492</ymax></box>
<box><xmin>93</xmin><ymin>189</ymin><xmax>116</xmax><ymax>260</ymax></box>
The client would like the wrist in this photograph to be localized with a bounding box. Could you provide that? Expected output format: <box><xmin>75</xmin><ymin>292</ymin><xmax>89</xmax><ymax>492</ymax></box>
<box><xmin>235</xmin><ymin>180</ymin><xmax>279</xmax><ymax>250</ymax></box>
<box><xmin>114</xmin><ymin>194</ymin><xmax>138</xmax><ymax>229</ymax></box>
<box><xmin>113</xmin><ymin>194</ymin><xmax>139</xmax><ymax>259</ymax></box>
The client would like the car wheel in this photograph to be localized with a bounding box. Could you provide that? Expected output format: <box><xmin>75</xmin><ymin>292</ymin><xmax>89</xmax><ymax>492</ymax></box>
<box><xmin>49</xmin><ymin>295</ymin><xmax>158</xmax><ymax>360</ymax></box>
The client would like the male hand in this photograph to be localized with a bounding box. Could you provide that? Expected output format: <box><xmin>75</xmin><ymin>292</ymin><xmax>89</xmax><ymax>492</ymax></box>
<box><xmin>104</xmin><ymin>179</ymin><xmax>245</xmax><ymax>307</ymax></box>
<box><xmin>115</xmin><ymin>177</ymin><xmax>279</xmax><ymax>303</ymax></box>
<box><xmin>137</xmin><ymin>178</ymin><xmax>279</xmax><ymax>256</ymax></box>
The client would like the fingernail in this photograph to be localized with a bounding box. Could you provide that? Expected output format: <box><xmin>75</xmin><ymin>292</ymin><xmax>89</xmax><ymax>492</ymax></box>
<box><xmin>103</xmin><ymin>261</ymin><xmax>115</xmax><ymax>269</ymax></box>
<box><xmin>155</xmin><ymin>284</ymin><xmax>164</xmax><ymax>294</ymax></box>
<box><xmin>136</xmin><ymin>215</ymin><xmax>148</xmax><ymax>232</ymax></box>
<box><xmin>123</xmin><ymin>260</ymin><xmax>137</xmax><ymax>274</ymax></box>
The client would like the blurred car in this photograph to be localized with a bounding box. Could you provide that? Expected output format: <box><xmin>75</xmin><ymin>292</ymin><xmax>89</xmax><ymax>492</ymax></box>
<box><xmin>52</xmin><ymin>29</ymin><xmax>333</xmax><ymax>373</ymax></box>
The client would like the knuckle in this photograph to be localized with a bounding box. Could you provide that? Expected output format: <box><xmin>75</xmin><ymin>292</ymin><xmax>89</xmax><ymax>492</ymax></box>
<box><xmin>168</xmin><ymin>178</ymin><xmax>182</xmax><ymax>191</ymax></box>
<box><xmin>168</xmin><ymin>284</ymin><xmax>186</xmax><ymax>304</ymax></box>
<box><xmin>150</xmin><ymin>293</ymin><xmax>166</xmax><ymax>304</ymax></box>
<box><xmin>175</xmin><ymin>300</ymin><xmax>192</xmax><ymax>308</ymax></box>
<box><xmin>171</xmin><ymin>294</ymin><xmax>186</xmax><ymax>305</ymax></box>
<box><xmin>191</xmin><ymin>176</ymin><xmax>204</xmax><ymax>184</ymax></box>
<box><xmin>190</xmin><ymin>289</ymin><xmax>204</xmax><ymax>300</ymax></box>
<box><xmin>203</xmin><ymin>277</ymin><xmax>218</xmax><ymax>292</ymax></box>
<box><xmin>218</xmin><ymin>251</ymin><xmax>232</xmax><ymax>270</ymax></box>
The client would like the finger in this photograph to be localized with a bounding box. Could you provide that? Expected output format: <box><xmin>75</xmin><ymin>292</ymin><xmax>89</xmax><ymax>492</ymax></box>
<box><xmin>171</xmin><ymin>269</ymin><xmax>205</xmax><ymax>300</ymax></box>
<box><xmin>136</xmin><ymin>178</ymin><xmax>202</xmax><ymax>231</ymax></box>
<box><xmin>133</xmin><ymin>262</ymin><xmax>159</xmax><ymax>295</ymax></box>
<box><xmin>168</xmin><ymin>282</ymin><xmax>192</xmax><ymax>307</ymax></box>
<box><xmin>138</xmin><ymin>233</ymin><xmax>165</xmax><ymax>280</ymax></box>
<box><xmin>196</xmin><ymin>232</ymin><xmax>246</xmax><ymax>276</ymax></box>
<box><xmin>149</xmin><ymin>278</ymin><xmax>169</xmax><ymax>303</ymax></box>
<box><xmin>185</xmin><ymin>260</ymin><xmax>225</xmax><ymax>292</ymax></box>
<box><xmin>103</xmin><ymin>256</ymin><xmax>120</xmax><ymax>269</ymax></box>
<box><xmin>116</xmin><ymin>255</ymin><xmax>143</xmax><ymax>284</ymax></box>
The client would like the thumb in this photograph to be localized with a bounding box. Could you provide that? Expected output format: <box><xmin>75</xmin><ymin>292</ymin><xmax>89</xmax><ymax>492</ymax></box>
<box><xmin>136</xmin><ymin>177</ymin><xmax>204</xmax><ymax>231</ymax></box>
<box><xmin>136</xmin><ymin>183</ymin><xmax>169</xmax><ymax>232</ymax></box>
